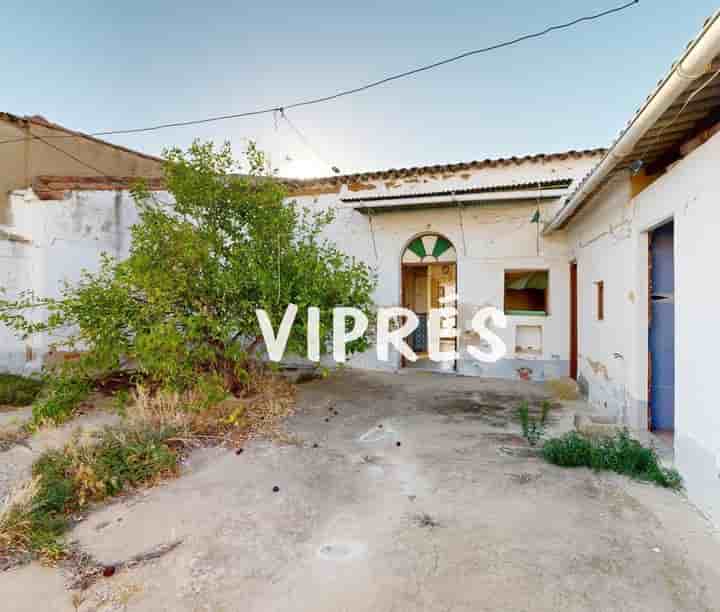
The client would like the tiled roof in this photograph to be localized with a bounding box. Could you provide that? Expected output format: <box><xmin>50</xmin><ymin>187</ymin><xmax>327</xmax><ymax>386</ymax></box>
<box><xmin>283</xmin><ymin>149</ymin><xmax>605</xmax><ymax>192</ymax></box>
<box><xmin>33</xmin><ymin>175</ymin><xmax>165</xmax><ymax>200</ymax></box>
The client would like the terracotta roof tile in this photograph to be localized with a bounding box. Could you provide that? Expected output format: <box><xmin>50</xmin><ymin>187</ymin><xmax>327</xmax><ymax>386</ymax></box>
<box><xmin>33</xmin><ymin>175</ymin><xmax>165</xmax><ymax>200</ymax></box>
<box><xmin>283</xmin><ymin>148</ymin><xmax>606</xmax><ymax>194</ymax></box>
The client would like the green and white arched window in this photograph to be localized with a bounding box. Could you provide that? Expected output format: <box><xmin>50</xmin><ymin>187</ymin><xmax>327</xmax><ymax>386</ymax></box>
<box><xmin>402</xmin><ymin>234</ymin><xmax>456</xmax><ymax>264</ymax></box>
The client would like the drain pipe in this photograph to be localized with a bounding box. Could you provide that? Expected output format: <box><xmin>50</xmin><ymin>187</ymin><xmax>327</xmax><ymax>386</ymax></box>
<box><xmin>546</xmin><ymin>10</ymin><xmax>720</xmax><ymax>232</ymax></box>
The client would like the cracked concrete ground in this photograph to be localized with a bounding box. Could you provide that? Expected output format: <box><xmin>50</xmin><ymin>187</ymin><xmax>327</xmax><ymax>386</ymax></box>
<box><xmin>3</xmin><ymin>369</ymin><xmax>720</xmax><ymax>611</ymax></box>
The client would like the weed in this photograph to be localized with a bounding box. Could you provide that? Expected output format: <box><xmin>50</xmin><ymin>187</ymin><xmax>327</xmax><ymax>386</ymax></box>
<box><xmin>0</xmin><ymin>425</ymin><xmax>180</xmax><ymax>561</ymax></box>
<box><xmin>1</xmin><ymin>371</ymin><xmax>295</xmax><ymax>563</ymax></box>
<box><xmin>543</xmin><ymin>430</ymin><xmax>682</xmax><ymax>489</ymax></box>
<box><xmin>0</xmin><ymin>477</ymin><xmax>39</xmax><ymax>556</ymax></box>
<box><xmin>517</xmin><ymin>400</ymin><xmax>551</xmax><ymax>446</ymax></box>
<box><xmin>112</xmin><ymin>389</ymin><xmax>130</xmax><ymax>415</ymax></box>
<box><xmin>127</xmin><ymin>371</ymin><xmax>295</xmax><ymax>444</ymax></box>
<box><xmin>31</xmin><ymin>375</ymin><xmax>91</xmax><ymax>428</ymax></box>
<box><xmin>0</xmin><ymin>373</ymin><xmax>43</xmax><ymax>407</ymax></box>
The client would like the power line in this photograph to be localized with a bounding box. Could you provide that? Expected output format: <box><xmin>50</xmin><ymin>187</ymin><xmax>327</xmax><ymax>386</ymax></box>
<box><xmin>280</xmin><ymin>110</ymin><xmax>336</xmax><ymax>173</ymax></box>
<box><xmin>33</xmin><ymin>133</ymin><xmax>120</xmax><ymax>182</ymax></box>
<box><xmin>0</xmin><ymin>1</ymin><xmax>639</xmax><ymax>147</ymax></box>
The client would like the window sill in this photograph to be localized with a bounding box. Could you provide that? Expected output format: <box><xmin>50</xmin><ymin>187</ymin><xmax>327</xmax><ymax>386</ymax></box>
<box><xmin>505</xmin><ymin>310</ymin><xmax>547</xmax><ymax>317</ymax></box>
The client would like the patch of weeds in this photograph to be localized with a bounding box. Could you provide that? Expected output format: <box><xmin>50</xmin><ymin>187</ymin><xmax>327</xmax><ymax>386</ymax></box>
<box><xmin>543</xmin><ymin>430</ymin><xmax>682</xmax><ymax>489</ymax></box>
<box><xmin>517</xmin><ymin>400</ymin><xmax>551</xmax><ymax>446</ymax></box>
<box><xmin>127</xmin><ymin>371</ymin><xmax>295</xmax><ymax>445</ymax></box>
<box><xmin>0</xmin><ymin>425</ymin><xmax>180</xmax><ymax>561</ymax></box>
<box><xmin>30</xmin><ymin>375</ymin><xmax>91</xmax><ymax>429</ymax></box>
<box><xmin>0</xmin><ymin>478</ymin><xmax>40</xmax><ymax>559</ymax></box>
<box><xmin>0</xmin><ymin>373</ymin><xmax>43</xmax><ymax>407</ymax></box>
<box><xmin>1</xmin><ymin>370</ymin><xmax>296</xmax><ymax>564</ymax></box>
<box><xmin>112</xmin><ymin>388</ymin><xmax>131</xmax><ymax>416</ymax></box>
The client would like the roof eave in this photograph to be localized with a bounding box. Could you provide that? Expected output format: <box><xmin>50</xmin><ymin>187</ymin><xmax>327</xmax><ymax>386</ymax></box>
<box><xmin>545</xmin><ymin>10</ymin><xmax>720</xmax><ymax>233</ymax></box>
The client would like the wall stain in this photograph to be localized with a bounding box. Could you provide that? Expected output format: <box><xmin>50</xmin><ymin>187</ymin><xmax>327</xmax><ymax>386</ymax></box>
<box><xmin>0</xmin><ymin>228</ymin><xmax>30</xmax><ymax>244</ymax></box>
<box><xmin>586</xmin><ymin>357</ymin><xmax>611</xmax><ymax>381</ymax></box>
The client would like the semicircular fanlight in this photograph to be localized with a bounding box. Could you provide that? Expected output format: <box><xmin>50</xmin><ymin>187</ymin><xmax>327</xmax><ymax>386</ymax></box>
<box><xmin>402</xmin><ymin>234</ymin><xmax>456</xmax><ymax>263</ymax></box>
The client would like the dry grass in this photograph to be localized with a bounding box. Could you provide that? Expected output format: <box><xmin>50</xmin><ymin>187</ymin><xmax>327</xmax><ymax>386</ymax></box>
<box><xmin>127</xmin><ymin>372</ymin><xmax>296</xmax><ymax>446</ymax></box>
<box><xmin>0</xmin><ymin>477</ymin><xmax>40</xmax><ymax>557</ymax></box>
<box><xmin>0</xmin><ymin>371</ymin><xmax>297</xmax><ymax>564</ymax></box>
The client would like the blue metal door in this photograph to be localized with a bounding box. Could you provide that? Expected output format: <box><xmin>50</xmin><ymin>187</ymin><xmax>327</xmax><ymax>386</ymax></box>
<box><xmin>649</xmin><ymin>221</ymin><xmax>674</xmax><ymax>431</ymax></box>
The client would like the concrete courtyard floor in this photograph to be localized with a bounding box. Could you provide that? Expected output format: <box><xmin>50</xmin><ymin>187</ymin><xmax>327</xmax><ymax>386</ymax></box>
<box><xmin>3</xmin><ymin>369</ymin><xmax>720</xmax><ymax>611</ymax></box>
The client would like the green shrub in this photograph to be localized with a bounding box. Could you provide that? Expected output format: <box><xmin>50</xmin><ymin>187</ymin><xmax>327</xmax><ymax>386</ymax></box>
<box><xmin>543</xmin><ymin>430</ymin><xmax>682</xmax><ymax>489</ymax></box>
<box><xmin>542</xmin><ymin>431</ymin><xmax>593</xmax><ymax>466</ymax></box>
<box><xmin>0</xmin><ymin>373</ymin><xmax>43</xmax><ymax>406</ymax></box>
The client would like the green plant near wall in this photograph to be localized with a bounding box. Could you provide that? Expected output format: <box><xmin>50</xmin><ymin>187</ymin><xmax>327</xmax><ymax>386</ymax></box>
<box><xmin>517</xmin><ymin>400</ymin><xmax>551</xmax><ymax>446</ymax></box>
<box><xmin>0</xmin><ymin>374</ymin><xmax>44</xmax><ymax>407</ymax></box>
<box><xmin>543</xmin><ymin>430</ymin><xmax>682</xmax><ymax>489</ymax></box>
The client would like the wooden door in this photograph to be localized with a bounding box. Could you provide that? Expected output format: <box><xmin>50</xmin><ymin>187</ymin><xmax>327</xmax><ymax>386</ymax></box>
<box><xmin>570</xmin><ymin>262</ymin><xmax>578</xmax><ymax>380</ymax></box>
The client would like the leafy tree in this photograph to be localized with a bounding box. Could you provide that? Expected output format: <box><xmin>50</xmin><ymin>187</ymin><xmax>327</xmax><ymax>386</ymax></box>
<box><xmin>0</xmin><ymin>142</ymin><xmax>375</xmax><ymax>422</ymax></box>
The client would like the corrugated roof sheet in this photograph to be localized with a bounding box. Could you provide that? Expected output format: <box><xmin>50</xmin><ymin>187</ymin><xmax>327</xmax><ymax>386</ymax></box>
<box><xmin>341</xmin><ymin>178</ymin><xmax>573</xmax><ymax>203</ymax></box>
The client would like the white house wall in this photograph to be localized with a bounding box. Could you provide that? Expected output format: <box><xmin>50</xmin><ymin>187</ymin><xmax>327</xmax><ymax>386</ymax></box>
<box><xmin>566</xmin><ymin>173</ymin><xmax>641</xmax><ymax>424</ymax></box>
<box><xmin>567</xmin><ymin>131</ymin><xmax>720</xmax><ymax>523</ymax></box>
<box><xmin>0</xmin><ymin>155</ymin><xmax>602</xmax><ymax>380</ymax></box>
<box><xmin>291</xmin><ymin>156</ymin><xmax>602</xmax><ymax>380</ymax></box>
<box><xmin>0</xmin><ymin>189</ymin><xmax>146</xmax><ymax>372</ymax></box>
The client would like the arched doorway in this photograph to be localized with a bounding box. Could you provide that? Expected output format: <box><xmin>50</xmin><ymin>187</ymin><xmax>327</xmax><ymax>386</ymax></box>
<box><xmin>401</xmin><ymin>234</ymin><xmax>457</xmax><ymax>371</ymax></box>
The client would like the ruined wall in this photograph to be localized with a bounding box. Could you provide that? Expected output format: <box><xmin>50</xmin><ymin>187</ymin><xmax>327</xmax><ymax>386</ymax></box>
<box><xmin>567</xmin><ymin>131</ymin><xmax>720</xmax><ymax>524</ymax></box>
<box><xmin>291</xmin><ymin>155</ymin><xmax>602</xmax><ymax>381</ymax></box>
<box><xmin>0</xmin><ymin>115</ymin><xmax>162</xmax><ymax>226</ymax></box>
<box><xmin>0</xmin><ymin>189</ymin><xmax>149</xmax><ymax>372</ymax></box>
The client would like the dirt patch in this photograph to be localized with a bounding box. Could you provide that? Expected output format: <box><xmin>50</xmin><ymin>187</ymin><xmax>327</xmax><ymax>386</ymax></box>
<box><xmin>432</xmin><ymin>392</ymin><xmax>560</xmax><ymax>428</ymax></box>
<box><xmin>481</xmin><ymin>433</ymin><xmax>528</xmax><ymax>445</ymax></box>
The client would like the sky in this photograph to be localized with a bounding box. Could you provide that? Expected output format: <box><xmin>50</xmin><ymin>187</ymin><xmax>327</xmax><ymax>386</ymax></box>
<box><xmin>2</xmin><ymin>1</ymin><xmax>718</xmax><ymax>178</ymax></box>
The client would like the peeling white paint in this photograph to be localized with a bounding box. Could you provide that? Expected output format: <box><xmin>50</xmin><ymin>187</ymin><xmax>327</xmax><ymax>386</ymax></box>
<box><xmin>568</xmin><ymin>129</ymin><xmax>720</xmax><ymax>524</ymax></box>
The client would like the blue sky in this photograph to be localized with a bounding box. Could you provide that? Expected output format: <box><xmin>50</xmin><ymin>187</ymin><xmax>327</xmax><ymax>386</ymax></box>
<box><xmin>2</xmin><ymin>1</ymin><xmax>718</xmax><ymax>177</ymax></box>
